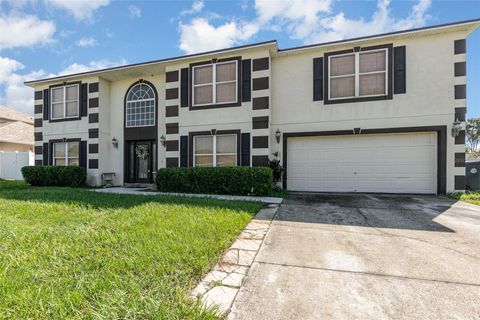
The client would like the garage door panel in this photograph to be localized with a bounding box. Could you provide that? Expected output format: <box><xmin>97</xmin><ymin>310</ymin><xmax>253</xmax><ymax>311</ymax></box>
<box><xmin>305</xmin><ymin>177</ymin><xmax>355</xmax><ymax>192</ymax></box>
<box><xmin>287</xmin><ymin>133</ymin><xmax>437</xmax><ymax>194</ymax></box>
<box><xmin>356</xmin><ymin>178</ymin><xmax>435</xmax><ymax>194</ymax></box>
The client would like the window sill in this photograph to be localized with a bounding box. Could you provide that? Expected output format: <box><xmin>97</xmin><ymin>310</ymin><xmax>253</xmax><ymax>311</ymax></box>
<box><xmin>49</xmin><ymin>116</ymin><xmax>82</xmax><ymax>123</ymax></box>
<box><xmin>324</xmin><ymin>94</ymin><xmax>391</xmax><ymax>105</ymax></box>
<box><xmin>189</xmin><ymin>101</ymin><xmax>242</xmax><ymax>110</ymax></box>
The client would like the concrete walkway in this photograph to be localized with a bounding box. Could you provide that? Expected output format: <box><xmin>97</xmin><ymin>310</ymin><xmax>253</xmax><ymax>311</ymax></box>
<box><xmin>191</xmin><ymin>204</ymin><xmax>279</xmax><ymax>315</ymax></box>
<box><xmin>228</xmin><ymin>193</ymin><xmax>480</xmax><ymax>319</ymax></box>
<box><xmin>92</xmin><ymin>187</ymin><xmax>283</xmax><ymax>204</ymax></box>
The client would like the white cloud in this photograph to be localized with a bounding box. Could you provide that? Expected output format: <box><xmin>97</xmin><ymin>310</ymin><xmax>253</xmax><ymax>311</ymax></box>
<box><xmin>179</xmin><ymin>18</ymin><xmax>258</xmax><ymax>54</ymax></box>
<box><xmin>177</xmin><ymin>0</ymin><xmax>432</xmax><ymax>53</ymax></box>
<box><xmin>128</xmin><ymin>4</ymin><xmax>141</xmax><ymax>18</ymax></box>
<box><xmin>0</xmin><ymin>57</ymin><xmax>127</xmax><ymax>114</ymax></box>
<box><xmin>181</xmin><ymin>0</ymin><xmax>204</xmax><ymax>16</ymax></box>
<box><xmin>57</xmin><ymin>58</ymin><xmax>127</xmax><ymax>76</ymax></box>
<box><xmin>45</xmin><ymin>0</ymin><xmax>110</xmax><ymax>21</ymax></box>
<box><xmin>76</xmin><ymin>37</ymin><xmax>97</xmax><ymax>47</ymax></box>
<box><xmin>0</xmin><ymin>56</ymin><xmax>45</xmax><ymax>114</ymax></box>
<box><xmin>255</xmin><ymin>0</ymin><xmax>332</xmax><ymax>39</ymax></box>
<box><xmin>0</xmin><ymin>13</ymin><xmax>55</xmax><ymax>50</ymax></box>
<box><xmin>311</xmin><ymin>0</ymin><xmax>432</xmax><ymax>43</ymax></box>
<box><xmin>0</xmin><ymin>56</ymin><xmax>24</xmax><ymax>79</ymax></box>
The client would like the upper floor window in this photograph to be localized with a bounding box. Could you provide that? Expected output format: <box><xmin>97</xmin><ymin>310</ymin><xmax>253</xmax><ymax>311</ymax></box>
<box><xmin>51</xmin><ymin>84</ymin><xmax>79</xmax><ymax>119</ymax></box>
<box><xmin>192</xmin><ymin>60</ymin><xmax>237</xmax><ymax>107</ymax></box>
<box><xmin>328</xmin><ymin>48</ymin><xmax>387</xmax><ymax>100</ymax></box>
<box><xmin>193</xmin><ymin>134</ymin><xmax>237</xmax><ymax>167</ymax></box>
<box><xmin>53</xmin><ymin>141</ymin><xmax>79</xmax><ymax>166</ymax></box>
<box><xmin>126</xmin><ymin>83</ymin><xmax>155</xmax><ymax>128</ymax></box>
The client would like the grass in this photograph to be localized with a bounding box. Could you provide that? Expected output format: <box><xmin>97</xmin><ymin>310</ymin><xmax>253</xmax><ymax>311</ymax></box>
<box><xmin>448</xmin><ymin>191</ymin><xmax>480</xmax><ymax>205</ymax></box>
<box><xmin>0</xmin><ymin>180</ymin><xmax>262</xmax><ymax>319</ymax></box>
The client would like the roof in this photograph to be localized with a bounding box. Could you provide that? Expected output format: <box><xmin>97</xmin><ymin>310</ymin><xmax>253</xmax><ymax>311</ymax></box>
<box><xmin>25</xmin><ymin>18</ymin><xmax>480</xmax><ymax>86</ymax></box>
<box><xmin>0</xmin><ymin>121</ymin><xmax>33</xmax><ymax>145</ymax></box>
<box><xmin>0</xmin><ymin>106</ymin><xmax>34</xmax><ymax>124</ymax></box>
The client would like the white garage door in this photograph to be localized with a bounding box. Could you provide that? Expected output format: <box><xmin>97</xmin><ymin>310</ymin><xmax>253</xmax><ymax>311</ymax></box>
<box><xmin>287</xmin><ymin>132</ymin><xmax>437</xmax><ymax>194</ymax></box>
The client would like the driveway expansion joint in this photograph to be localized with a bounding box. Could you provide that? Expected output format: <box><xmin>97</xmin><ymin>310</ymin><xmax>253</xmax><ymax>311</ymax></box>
<box><xmin>190</xmin><ymin>203</ymin><xmax>280</xmax><ymax>316</ymax></box>
<box><xmin>254</xmin><ymin>261</ymin><xmax>480</xmax><ymax>287</ymax></box>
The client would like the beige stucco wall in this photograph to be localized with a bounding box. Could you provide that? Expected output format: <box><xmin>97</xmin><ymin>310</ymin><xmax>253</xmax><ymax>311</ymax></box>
<box><xmin>30</xmin><ymin>26</ymin><xmax>472</xmax><ymax>192</ymax></box>
<box><xmin>270</xmin><ymin>30</ymin><xmax>468</xmax><ymax>192</ymax></box>
<box><xmin>0</xmin><ymin>142</ymin><xmax>32</xmax><ymax>152</ymax></box>
<box><xmin>33</xmin><ymin>76</ymin><xmax>100</xmax><ymax>185</ymax></box>
<box><xmin>103</xmin><ymin>75</ymin><xmax>166</xmax><ymax>186</ymax></box>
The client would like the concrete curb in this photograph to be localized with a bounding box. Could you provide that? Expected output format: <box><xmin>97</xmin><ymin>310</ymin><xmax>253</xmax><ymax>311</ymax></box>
<box><xmin>92</xmin><ymin>187</ymin><xmax>283</xmax><ymax>204</ymax></box>
<box><xmin>190</xmin><ymin>203</ymin><xmax>280</xmax><ymax>316</ymax></box>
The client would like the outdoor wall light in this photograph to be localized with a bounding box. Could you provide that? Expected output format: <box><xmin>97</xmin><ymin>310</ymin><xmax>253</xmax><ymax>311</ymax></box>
<box><xmin>451</xmin><ymin>118</ymin><xmax>465</xmax><ymax>137</ymax></box>
<box><xmin>160</xmin><ymin>135</ymin><xmax>167</xmax><ymax>147</ymax></box>
<box><xmin>275</xmin><ymin>129</ymin><xmax>282</xmax><ymax>144</ymax></box>
<box><xmin>111</xmin><ymin>137</ymin><xmax>118</xmax><ymax>148</ymax></box>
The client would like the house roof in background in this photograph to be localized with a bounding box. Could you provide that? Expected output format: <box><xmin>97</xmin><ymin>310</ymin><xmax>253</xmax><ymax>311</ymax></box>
<box><xmin>0</xmin><ymin>106</ymin><xmax>34</xmax><ymax>124</ymax></box>
<box><xmin>0</xmin><ymin>121</ymin><xmax>33</xmax><ymax>145</ymax></box>
<box><xmin>24</xmin><ymin>18</ymin><xmax>480</xmax><ymax>86</ymax></box>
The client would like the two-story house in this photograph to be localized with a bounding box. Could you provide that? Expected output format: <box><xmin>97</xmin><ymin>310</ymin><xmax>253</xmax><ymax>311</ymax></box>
<box><xmin>25</xmin><ymin>19</ymin><xmax>479</xmax><ymax>194</ymax></box>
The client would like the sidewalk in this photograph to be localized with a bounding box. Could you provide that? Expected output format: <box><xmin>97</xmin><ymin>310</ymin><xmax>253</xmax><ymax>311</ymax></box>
<box><xmin>92</xmin><ymin>187</ymin><xmax>283</xmax><ymax>204</ymax></box>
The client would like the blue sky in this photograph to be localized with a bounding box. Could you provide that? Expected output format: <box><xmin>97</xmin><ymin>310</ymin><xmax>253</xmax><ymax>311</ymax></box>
<box><xmin>0</xmin><ymin>0</ymin><xmax>479</xmax><ymax>117</ymax></box>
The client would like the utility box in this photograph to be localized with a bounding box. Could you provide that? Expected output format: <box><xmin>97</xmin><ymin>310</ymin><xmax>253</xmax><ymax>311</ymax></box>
<box><xmin>466</xmin><ymin>160</ymin><xmax>480</xmax><ymax>191</ymax></box>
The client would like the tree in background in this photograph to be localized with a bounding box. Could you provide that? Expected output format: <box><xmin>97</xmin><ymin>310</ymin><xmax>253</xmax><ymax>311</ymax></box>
<box><xmin>466</xmin><ymin>118</ymin><xmax>480</xmax><ymax>152</ymax></box>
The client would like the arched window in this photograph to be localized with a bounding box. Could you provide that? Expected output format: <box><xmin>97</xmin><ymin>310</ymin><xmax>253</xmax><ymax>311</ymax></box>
<box><xmin>126</xmin><ymin>82</ymin><xmax>156</xmax><ymax>127</ymax></box>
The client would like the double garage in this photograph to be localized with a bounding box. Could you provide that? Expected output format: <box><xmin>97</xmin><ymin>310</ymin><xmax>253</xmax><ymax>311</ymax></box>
<box><xmin>285</xmin><ymin>129</ymin><xmax>445</xmax><ymax>194</ymax></box>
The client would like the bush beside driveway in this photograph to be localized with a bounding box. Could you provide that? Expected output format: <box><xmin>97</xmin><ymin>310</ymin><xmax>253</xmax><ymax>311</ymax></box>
<box><xmin>0</xmin><ymin>180</ymin><xmax>262</xmax><ymax>319</ymax></box>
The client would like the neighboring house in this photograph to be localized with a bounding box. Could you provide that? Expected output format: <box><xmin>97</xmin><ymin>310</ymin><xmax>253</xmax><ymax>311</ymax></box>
<box><xmin>25</xmin><ymin>19</ymin><xmax>479</xmax><ymax>194</ymax></box>
<box><xmin>0</xmin><ymin>106</ymin><xmax>34</xmax><ymax>152</ymax></box>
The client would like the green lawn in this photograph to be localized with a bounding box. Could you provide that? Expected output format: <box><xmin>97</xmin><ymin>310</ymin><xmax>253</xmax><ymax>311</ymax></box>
<box><xmin>0</xmin><ymin>180</ymin><xmax>262</xmax><ymax>319</ymax></box>
<box><xmin>449</xmin><ymin>191</ymin><xmax>480</xmax><ymax>205</ymax></box>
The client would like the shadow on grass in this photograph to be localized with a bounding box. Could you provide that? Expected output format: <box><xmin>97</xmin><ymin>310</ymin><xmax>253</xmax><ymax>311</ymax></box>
<box><xmin>0</xmin><ymin>181</ymin><xmax>261</xmax><ymax>212</ymax></box>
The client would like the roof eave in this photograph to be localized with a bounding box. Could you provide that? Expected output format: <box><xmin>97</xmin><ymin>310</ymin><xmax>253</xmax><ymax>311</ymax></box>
<box><xmin>276</xmin><ymin>18</ymin><xmax>480</xmax><ymax>55</ymax></box>
<box><xmin>24</xmin><ymin>18</ymin><xmax>480</xmax><ymax>87</ymax></box>
<box><xmin>24</xmin><ymin>40</ymin><xmax>278</xmax><ymax>87</ymax></box>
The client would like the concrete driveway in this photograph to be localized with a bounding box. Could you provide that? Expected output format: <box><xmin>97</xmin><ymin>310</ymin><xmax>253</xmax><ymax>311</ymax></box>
<box><xmin>229</xmin><ymin>193</ymin><xmax>480</xmax><ymax>320</ymax></box>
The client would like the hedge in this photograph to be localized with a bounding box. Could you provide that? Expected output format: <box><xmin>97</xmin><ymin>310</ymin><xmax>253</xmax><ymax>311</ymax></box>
<box><xmin>156</xmin><ymin>167</ymin><xmax>273</xmax><ymax>196</ymax></box>
<box><xmin>21</xmin><ymin>166</ymin><xmax>86</xmax><ymax>187</ymax></box>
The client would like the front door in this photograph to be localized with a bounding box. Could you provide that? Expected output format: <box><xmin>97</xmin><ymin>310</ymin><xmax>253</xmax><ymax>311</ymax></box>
<box><xmin>126</xmin><ymin>140</ymin><xmax>157</xmax><ymax>183</ymax></box>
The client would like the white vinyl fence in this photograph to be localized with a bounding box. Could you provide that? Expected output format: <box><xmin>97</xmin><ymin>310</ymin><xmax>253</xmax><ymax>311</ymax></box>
<box><xmin>0</xmin><ymin>151</ymin><xmax>34</xmax><ymax>180</ymax></box>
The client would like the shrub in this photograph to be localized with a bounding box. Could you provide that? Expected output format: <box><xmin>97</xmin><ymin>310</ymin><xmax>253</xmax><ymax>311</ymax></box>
<box><xmin>21</xmin><ymin>166</ymin><xmax>86</xmax><ymax>187</ymax></box>
<box><xmin>156</xmin><ymin>167</ymin><xmax>273</xmax><ymax>196</ymax></box>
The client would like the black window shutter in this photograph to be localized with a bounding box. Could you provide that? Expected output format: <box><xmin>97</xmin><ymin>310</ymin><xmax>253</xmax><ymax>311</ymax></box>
<box><xmin>180</xmin><ymin>68</ymin><xmax>189</xmax><ymax>107</ymax></box>
<box><xmin>79</xmin><ymin>141</ymin><xmax>87</xmax><ymax>169</ymax></box>
<box><xmin>313</xmin><ymin>57</ymin><xmax>323</xmax><ymax>101</ymax></box>
<box><xmin>241</xmin><ymin>133</ymin><xmax>250</xmax><ymax>166</ymax></box>
<box><xmin>43</xmin><ymin>89</ymin><xmax>49</xmax><ymax>120</ymax></box>
<box><xmin>80</xmin><ymin>83</ymin><xmax>88</xmax><ymax>116</ymax></box>
<box><xmin>394</xmin><ymin>46</ymin><xmax>406</xmax><ymax>94</ymax></box>
<box><xmin>43</xmin><ymin>142</ymin><xmax>49</xmax><ymax>165</ymax></box>
<box><xmin>242</xmin><ymin>59</ymin><xmax>251</xmax><ymax>102</ymax></box>
<box><xmin>180</xmin><ymin>136</ymin><xmax>188</xmax><ymax>167</ymax></box>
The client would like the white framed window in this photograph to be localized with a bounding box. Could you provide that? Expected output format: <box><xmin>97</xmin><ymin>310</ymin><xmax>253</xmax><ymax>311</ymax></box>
<box><xmin>192</xmin><ymin>60</ymin><xmax>238</xmax><ymax>107</ymax></box>
<box><xmin>328</xmin><ymin>48</ymin><xmax>388</xmax><ymax>100</ymax></box>
<box><xmin>51</xmin><ymin>84</ymin><xmax>79</xmax><ymax>120</ymax></box>
<box><xmin>193</xmin><ymin>134</ymin><xmax>237</xmax><ymax>167</ymax></box>
<box><xmin>126</xmin><ymin>83</ymin><xmax>156</xmax><ymax>128</ymax></box>
<box><xmin>53</xmin><ymin>141</ymin><xmax>79</xmax><ymax>166</ymax></box>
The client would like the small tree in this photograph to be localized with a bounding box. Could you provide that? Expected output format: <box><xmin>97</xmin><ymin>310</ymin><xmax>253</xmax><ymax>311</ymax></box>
<box><xmin>466</xmin><ymin>118</ymin><xmax>480</xmax><ymax>152</ymax></box>
<box><xmin>267</xmin><ymin>152</ymin><xmax>285</xmax><ymax>188</ymax></box>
